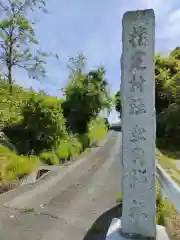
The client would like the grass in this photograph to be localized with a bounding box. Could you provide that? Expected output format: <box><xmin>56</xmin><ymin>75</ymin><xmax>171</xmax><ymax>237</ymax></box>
<box><xmin>88</xmin><ymin>117</ymin><xmax>108</xmax><ymax>145</ymax></box>
<box><xmin>116</xmin><ymin>184</ymin><xmax>177</xmax><ymax>236</ymax></box>
<box><xmin>0</xmin><ymin>122</ymin><xmax>108</xmax><ymax>190</ymax></box>
<box><xmin>156</xmin><ymin>148</ymin><xmax>180</xmax><ymax>185</ymax></box>
<box><xmin>0</xmin><ymin>78</ymin><xmax>110</xmax><ymax>196</ymax></box>
<box><xmin>116</xmin><ymin>179</ymin><xmax>179</xmax><ymax>239</ymax></box>
<box><xmin>19</xmin><ymin>208</ymin><xmax>35</xmax><ymax>213</ymax></box>
<box><xmin>0</xmin><ymin>127</ymin><xmax>108</xmax><ymax>191</ymax></box>
<box><xmin>156</xmin><ymin>148</ymin><xmax>180</xmax><ymax>239</ymax></box>
<box><xmin>0</xmin><ymin>145</ymin><xmax>40</xmax><ymax>185</ymax></box>
<box><xmin>116</xmin><ymin>191</ymin><xmax>122</xmax><ymax>203</ymax></box>
<box><xmin>40</xmin><ymin>151</ymin><xmax>59</xmax><ymax>165</ymax></box>
<box><xmin>115</xmin><ymin>147</ymin><xmax>180</xmax><ymax>239</ymax></box>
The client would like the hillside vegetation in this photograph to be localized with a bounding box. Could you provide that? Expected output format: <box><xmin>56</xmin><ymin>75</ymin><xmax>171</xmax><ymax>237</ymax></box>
<box><xmin>0</xmin><ymin>0</ymin><xmax>112</xmax><ymax>187</ymax></box>
<box><xmin>0</xmin><ymin>55</ymin><xmax>111</xmax><ymax>185</ymax></box>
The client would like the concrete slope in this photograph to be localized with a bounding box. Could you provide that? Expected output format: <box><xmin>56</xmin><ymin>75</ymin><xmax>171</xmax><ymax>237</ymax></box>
<box><xmin>0</xmin><ymin>130</ymin><xmax>122</xmax><ymax>240</ymax></box>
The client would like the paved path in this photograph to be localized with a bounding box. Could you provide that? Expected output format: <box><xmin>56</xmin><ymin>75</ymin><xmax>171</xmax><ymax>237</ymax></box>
<box><xmin>0</xmin><ymin>130</ymin><xmax>122</xmax><ymax>240</ymax></box>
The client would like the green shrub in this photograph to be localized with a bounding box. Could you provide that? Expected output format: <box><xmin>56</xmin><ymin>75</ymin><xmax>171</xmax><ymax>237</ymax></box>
<box><xmin>116</xmin><ymin>192</ymin><xmax>122</xmax><ymax>203</ymax></box>
<box><xmin>156</xmin><ymin>181</ymin><xmax>164</xmax><ymax>225</ymax></box>
<box><xmin>116</xmin><ymin>183</ymin><xmax>175</xmax><ymax>227</ymax></box>
<box><xmin>0</xmin><ymin>145</ymin><xmax>12</xmax><ymax>154</ymax></box>
<box><xmin>158</xmin><ymin>103</ymin><xmax>180</xmax><ymax>145</ymax></box>
<box><xmin>156</xmin><ymin>181</ymin><xmax>176</xmax><ymax>226</ymax></box>
<box><xmin>1</xmin><ymin>81</ymin><xmax>69</xmax><ymax>155</ymax></box>
<box><xmin>68</xmin><ymin>136</ymin><xmax>82</xmax><ymax>158</ymax></box>
<box><xmin>55</xmin><ymin>136</ymin><xmax>82</xmax><ymax>162</ymax></box>
<box><xmin>0</xmin><ymin>81</ymin><xmax>29</xmax><ymax>130</ymax></box>
<box><xmin>0</xmin><ymin>148</ymin><xmax>40</xmax><ymax>182</ymax></box>
<box><xmin>20</xmin><ymin>93</ymin><xmax>67</xmax><ymax>154</ymax></box>
<box><xmin>3</xmin><ymin>123</ymin><xmax>33</xmax><ymax>154</ymax></box>
<box><xmin>56</xmin><ymin>140</ymin><xmax>70</xmax><ymax>160</ymax></box>
<box><xmin>0</xmin><ymin>132</ymin><xmax>16</xmax><ymax>151</ymax></box>
<box><xmin>88</xmin><ymin>117</ymin><xmax>107</xmax><ymax>145</ymax></box>
<box><xmin>156</xmin><ymin>199</ymin><xmax>175</xmax><ymax>226</ymax></box>
<box><xmin>78</xmin><ymin>134</ymin><xmax>89</xmax><ymax>150</ymax></box>
<box><xmin>40</xmin><ymin>151</ymin><xmax>58</xmax><ymax>165</ymax></box>
<box><xmin>7</xmin><ymin>155</ymin><xmax>40</xmax><ymax>179</ymax></box>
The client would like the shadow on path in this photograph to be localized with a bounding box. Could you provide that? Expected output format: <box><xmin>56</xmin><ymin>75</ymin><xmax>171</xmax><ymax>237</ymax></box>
<box><xmin>83</xmin><ymin>203</ymin><xmax>122</xmax><ymax>240</ymax></box>
<box><xmin>109</xmin><ymin>126</ymin><xmax>121</xmax><ymax>132</ymax></box>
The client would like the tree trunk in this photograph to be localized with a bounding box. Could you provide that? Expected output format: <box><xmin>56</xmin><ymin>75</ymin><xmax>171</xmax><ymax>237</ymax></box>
<box><xmin>8</xmin><ymin>32</ymin><xmax>13</xmax><ymax>94</ymax></box>
<box><xmin>8</xmin><ymin>65</ymin><xmax>12</xmax><ymax>94</ymax></box>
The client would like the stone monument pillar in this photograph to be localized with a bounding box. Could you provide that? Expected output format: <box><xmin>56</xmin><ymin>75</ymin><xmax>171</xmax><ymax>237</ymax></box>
<box><xmin>121</xmin><ymin>9</ymin><xmax>156</xmax><ymax>238</ymax></box>
<box><xmin>106</xmin><ymin>9</ymin><xmax>170</xmax><ymax>240</ymax></box>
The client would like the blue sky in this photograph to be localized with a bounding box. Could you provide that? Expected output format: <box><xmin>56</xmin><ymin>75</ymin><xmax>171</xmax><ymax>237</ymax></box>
<box><xmin>14</xmin><ymin>0</ymin><xmax>180</xmax><ymax>123</ymax></box>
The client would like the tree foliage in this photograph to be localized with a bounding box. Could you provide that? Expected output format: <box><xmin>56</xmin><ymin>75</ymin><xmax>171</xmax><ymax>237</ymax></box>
<box><xmin>170</xmin><ymin>47</ymin><xmax>180</xmax><ymax>60</ymax></box>
<box><xmin>62</xmin><ymin>53</ymin><xmax>111</xmax><ymax>135</ymax></box>
<box><xmin>4</xmin><ymin>93</ymin><xmax>67</xmax><ymax>155</ymax></box>
<box><xmin>114</xmin><ymin>47</ymin><xmax>180</xmax><ymax>147</ymax></box>
<box><xmin>0</xmin><ymin>0</ymin><xmax>49</xmax><ymax>93</ymax></box>
<box><xmin>155</xmin><ymin>48</ymin><xmax>180</xmax><ymax>146</ymax></box>
<box><xmin>1</xmin><ymin>53</ymin><xmax>110</xmax><ymax>158</ymax></box>
<box><xmin>155</xmin><ymin>54</ymin><xmax>180</xmax><ymax>112</ymax></box>
<box><xmin>114</xmin><ymin>90</ymin><xmax>121</xmax><ymax>116</ymax></box>
<box><xmin>22</xmin><ymin>93</ymin><xmax>67</xmax><ymax>153</ymax></box>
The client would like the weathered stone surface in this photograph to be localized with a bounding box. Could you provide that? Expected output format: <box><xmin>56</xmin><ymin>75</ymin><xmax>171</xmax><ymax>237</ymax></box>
<box><xmin>105</xmin><ymin>218</ymin><xmax>170</xmax><ymax>240</ymax></box>
<box><xmin>121</xmin><ymin>9</ymin><xmax>156</xmax><ymax>238</ymax></box>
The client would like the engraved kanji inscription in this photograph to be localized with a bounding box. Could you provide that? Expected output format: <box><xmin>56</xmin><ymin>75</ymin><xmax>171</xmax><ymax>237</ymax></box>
<box><xmin>132</xmin><ymin>159</ymin><xmax>145</xmax><ymax>167</ymax></box>
<box><xmin>129</xmin><ymin>125</ymin><xmax>146</xmax><ymax>143</ymax></box>
<box><xmin>138</xmin><ymin>168</ymin><xmax>147</xmax><ymax>175</ymax></box>
<box><xmin>132</xmin><ymin>148</ymin><xmax>145</xmax><ymax>166</ymax></box>
<box><xmin>129</xmin><ymin>98</ymin><xmax>146</xmax><ymax>115</ymax></box>
<box><xmin>128</xmin><ymin>24</ymin><xmax>148</xmax><ymax>48</ymax></box>
<box><xmin>130</xmin><ymin>168</ymin><xmax>148</xmax><ymax>189</ymax></box>
<box><xmin>129</xmin><ymin>199</ymin><xmax>147</xmax><ymax>222</ymax></box>
<box><xmin>129</xmin><ymin>50</ymin><xmax>146</xmax><ymax>73</ymax></box>
<box><xmin>132</xmin><ymin>159</ymin><xmax>145</xmax><ymax>166</ymax></box>
<box><xmin>129</xmin><ymin>74</ymin><xmax>146</xmax><ymax>92</ymax></box>
<box><xmin>122</xmin><ymin>9</ymin><xmax>156</xmax><ymax>235</ymax></box>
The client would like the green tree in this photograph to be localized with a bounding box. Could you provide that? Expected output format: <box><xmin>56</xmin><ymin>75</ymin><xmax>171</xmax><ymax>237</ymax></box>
<box><xmin>155</xmin><ymin>52</ymin><xmax>180</xmax><ymax>114</ymax></box>
<box><xmin>155</xmin><ymin>48</ymin><xmax>180</xmax><ymax>145</ymax></box>
<box><xmin>18</xmin><ymin>93</ymin><xmax>66</xmax><ymax>154</ymax></box>
<box><xmin>114</xmin><ymin>48</ymin><xmax>180</xmax><ymax>146</ymax></box>
<box><xmin>114</xmin><ymin>90</ymin><xmax>121</xmax><ymax>116</ymax></box>
<box><xmin>62</xmin><ymin>54</ymin><xmax>111</xmax><ymax>135</ymax></box>
<box><xmin>170</xmin><ymin>47</ymin><xmax>180</xmax><ymax>60</ymax></box>
<box><xmin>0</xmin><ymin>0</ymin><xmax>48</xmax><ymax>93</ymax></box>
<box><xmin>155</xmin><ymin>55</ymin><xmax>172</xmax><ymax>114</ymax></box>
